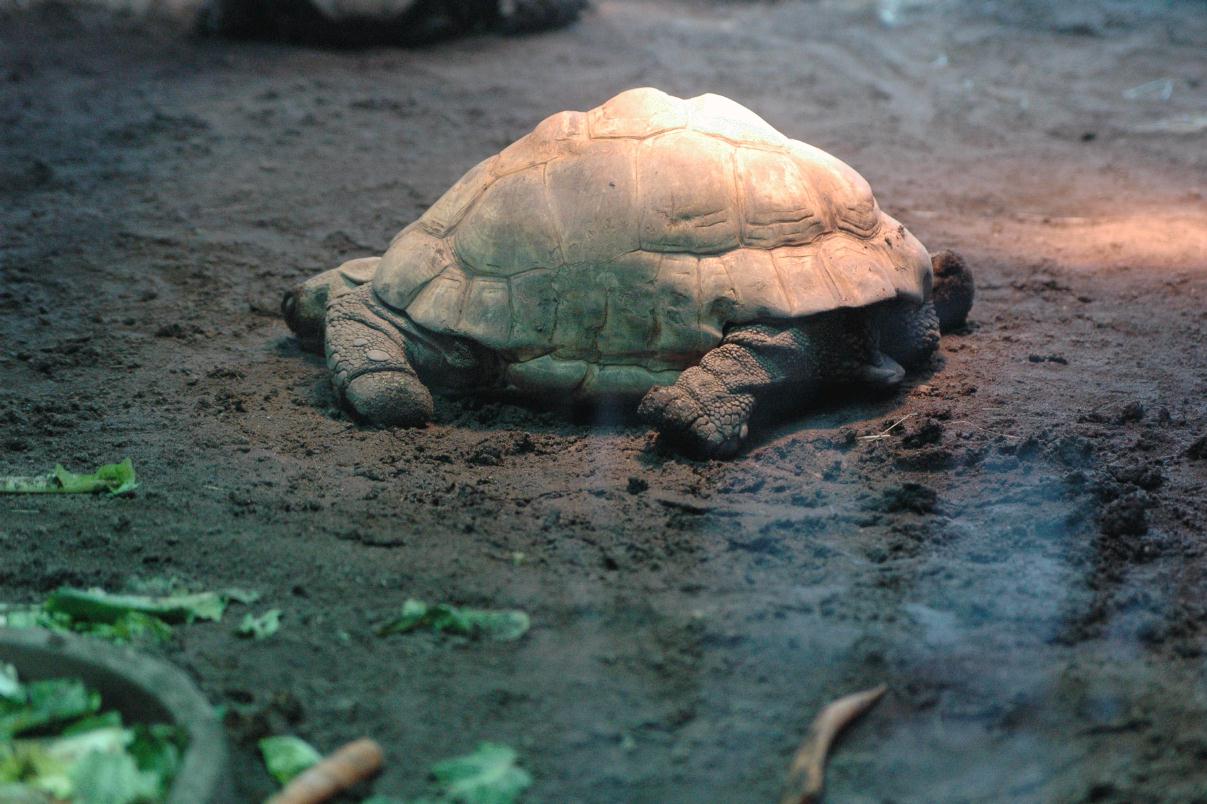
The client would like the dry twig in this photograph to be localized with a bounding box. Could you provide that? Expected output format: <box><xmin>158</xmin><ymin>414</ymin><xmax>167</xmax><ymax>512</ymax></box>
<box><xmin>267</xmin><ymin>738</ymin><xmax>384</xmax><ymax>804</ymax></box>
<box><xmin>778</xmin><ymin>685</ymin><xmax>887</xmax><ymax>804</ymax></box>
<box><xmin>857</xmin><ymin>414</ymin><xmax>916</xmax><ymax>441</ymax></box>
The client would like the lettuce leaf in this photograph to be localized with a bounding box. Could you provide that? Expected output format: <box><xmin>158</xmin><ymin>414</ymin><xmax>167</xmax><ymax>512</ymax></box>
<box><xmin>237</xmin><ymin>609</ymin><xmax>281</xmax><ymax>640</ymax></box>
<box><xmin>428</xmin><ymin>742</ymin><xmax>532</xmax><ymax>804</ymax></box>
<box><xmin>376</xmin><ymin>600</ymin><xmax>529</xmax><ymax>642</ymax></box>
<box><xmin>0</xmin><ymin>459</ymin><xmax>137</xmax><ymax>496</ymax></box>
<box><xmin>45</xmin><ymin>588</ymin><xmax>227</xmax><ymax>625</ymax></box>
<box><xmin>259</xmin><ymin>735</ymin><xmax>321</xmax><ymax>785</ymax></box>
<box><xmin>0</xmin><ymin>679</ymin><xmax>101</xmax><ymax>739</ymax></box>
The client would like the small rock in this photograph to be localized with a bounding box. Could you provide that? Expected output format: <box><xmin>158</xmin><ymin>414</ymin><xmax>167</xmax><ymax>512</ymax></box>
<box><xmin>1052</xmin><ymin>435</ymin><xmax>1094</xmax><ymax>468</ymax></box>
<box><xmin>901</xmin><ymin>418</ymin><xmax>943</xmax><ymax>448</ymax></box>
<box><xmin>1187</xmin><ymin>435</ymin><xmax>1207</xmax><ymax>461</ymax></box>
<box><xmin>468</xmin><ymin>443</ymin><xmax>502</xmax><ymax>466</ymax></box>
<box><xmin>876</xmin><ymin>483</ymin><xmax>937</xmax><ymax>514</ymax></box>
<box><xmin>1100</xmin><ymin>492</ymin><xmax>1149</xmax><ymax>538</ymax></box>
<box><xmin>1109</xmin><ymin>463</ymin><xmax>1164</xmax><ymax>491</ymax></box>
<box><xmin>1116</xmin><ymin>401</ymin><xmax>1145</xmax><ymax>423</ymax></box>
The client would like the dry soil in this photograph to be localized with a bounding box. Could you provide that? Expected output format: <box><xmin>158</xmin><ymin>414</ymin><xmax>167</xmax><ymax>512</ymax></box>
<box><xmin>1</xmin><ymin>0</ymin><xmax>1206</xmax><ymax>801</ymax></box>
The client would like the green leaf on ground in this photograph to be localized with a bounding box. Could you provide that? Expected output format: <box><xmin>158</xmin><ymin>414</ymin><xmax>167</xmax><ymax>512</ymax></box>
<box><xmin>0</xmin><ymin>665</ymin><xmax>20</xmax><ymax>702</ymax></box>
<box><xmin>428</xmin><ymin>742</ymin><xmax>532</xmax><ymax>804</ymax></box>
<box><xmin>90</xmin><ymin>611</ymin><xmax>175</xmax><ymax>644</ymax></box>
<box><xmin>0</xmin><ymin>604</ymin><xmax>172</xmax><ymax>646</ymax></box>
<box><xmin>0</xmin><ymin>679</ymin><xmax>101</xmax><ymax>739</ymax></box>
<box><xmin>46</xmin><ymin>587</ymin><xmax>227</xmax><ymax>625</ymax></box>
<box><xmin>3</xmin><ymin>585</ymin><xmax>259</xmax><ymax>647</ymax></box>
<box><xmin>222</xmin><ymin>588</ymin><xmax>262</xmax><ymax>606</ymax></box>
<box><xmin>62</xmin><ymin>711</ymin><xmax>124</xmax><ymax>737</ymax></box>
<box><xmin>128</xmin><ymin>724</ymin><xmax>185</xmax><ymax>797</ymax></box>
<box><xmin>259</xmin><ymin>735</ymin><xmax>322</xmax><ymax>785</ymax></box>
<box><xmin>0</xmin><ymin>459</ymin><xmax>138</xmax><ymax>496</ymax></box>
<box><xmin>69</xmin><ymin>749</ymin><xmax>160</xmax><ymax>804</ymax></box>
<box><xmin>0</xmin><ymin>605</ymin><xmax>53</xmax><ymax>631</ymax></box>
<box><xmin>237</xmin><ymin>609</ymin><xmax>282</xmax><ymax>640</ymax></box>
<box><xmin>376</xmin><ymin>600</ymin><xmax>530</xmax><ymax>642</ymax></box>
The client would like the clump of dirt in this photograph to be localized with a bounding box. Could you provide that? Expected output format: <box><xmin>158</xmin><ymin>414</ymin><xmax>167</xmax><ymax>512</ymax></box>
<box><xmin>873</xmin><ymin>482</ymin><xmax>939</xmax><ymax>515</ymax></box>
<box><xmin>1188</xmin><ymin>435</ymin><xmax>1207</xmax><ymax>461</ymax></box>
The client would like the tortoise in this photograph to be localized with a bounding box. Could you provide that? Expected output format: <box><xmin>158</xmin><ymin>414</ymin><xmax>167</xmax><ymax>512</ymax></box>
<box><xmin>199</xmin><ymin>0</ymin><xmax>587</xmax><ymax>46</ymax></box>
<box><xmin>283</xmin><ymin>87</ymin><xmax>974</xmax><ymax>457</ymax></box>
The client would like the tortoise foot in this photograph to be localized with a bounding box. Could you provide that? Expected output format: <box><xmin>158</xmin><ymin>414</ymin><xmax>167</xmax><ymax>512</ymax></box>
<box><xmin>344</xmin><ymin>371</ymin><xmax>433</xmax><ymax>428</ymax></box>
<box><xmin>638</xmin><ymin>377</ymin><xmax>750</xmax><ymax>459</ymax></box>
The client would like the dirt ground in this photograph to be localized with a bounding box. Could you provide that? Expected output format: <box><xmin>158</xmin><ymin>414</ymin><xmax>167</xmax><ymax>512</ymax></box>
<box><xmin>2</xmin><ymin>0</ymin><xmax>1206</xmax><ymax>800</ymax></box>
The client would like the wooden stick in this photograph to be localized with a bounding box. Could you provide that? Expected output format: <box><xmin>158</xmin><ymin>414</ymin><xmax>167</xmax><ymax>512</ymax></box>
<box><xmin>778</xmin><ymin>685</ymin><xmax>887</xmax><ymax>804</ymax></box>
<box><xmin>267</xmin><ymin>738</ymin><xmax>384</xmax><ymax>804</ymax></box>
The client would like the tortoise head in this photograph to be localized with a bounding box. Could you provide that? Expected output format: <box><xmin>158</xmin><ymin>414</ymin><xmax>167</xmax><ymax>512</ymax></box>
<box><xmin>281</xmin><ymin>279</ymin><xmax>328</xmax><ymax>350</ymax></box>
<box><xmin>282</xmin><ymin>257</ymin><xmax>381</xmax><ymax>351</ymax></box>
<box><xmin>930</xmin><ymin>250</ymin><xmax>975</xmax><ymax>332</ymax></box>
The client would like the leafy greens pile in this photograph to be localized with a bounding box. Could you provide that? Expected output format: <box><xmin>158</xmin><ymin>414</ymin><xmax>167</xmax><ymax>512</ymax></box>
<box><xmin>0</xmin><ymin>586</ymin><xmax>258</xmax><ymax>646</ymax></box>
<box><xmin>0</xmin><ymin>665</ymin><xmax>186</xmax><ymax>803</ymax></box>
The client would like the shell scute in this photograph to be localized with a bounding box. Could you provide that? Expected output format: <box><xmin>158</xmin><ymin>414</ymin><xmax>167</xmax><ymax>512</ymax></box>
<box><xmin>374</xmin><ymin>225</ymin><xmax>456</xmax><ymax>309</ymax></box>
<box><xmin>550</xmin><ymin>265</ymin><xmax>606</xmax><ymax>359</ymax></box>
<box><xmin>504</xmin><ymin>354</ymin><xmax>588</xmax><ymax>395</ymax></box>
<box><xmin>637</xmin><ymin>131</ymin><xmax>741</xmax><ymax>254</ymax></box>
<box><xmin>788</xmin><ymin>142</ymin><xmax>880</xmax><ymax>237</ymax></box>
<box><xmin>651</xmin><ymin>254</ymin><xmax>711</xmax><ymax>359</ymax></box>
<box><xmin>592</xmin><ymin>252</ymin><xmax>661</xmax><ymax>358</ymax></box>
<box><xmin>686</xmin><ymin>93</ymin><xmax>786</xmax><ymax>148</ymax></box>
<box><xmin>721</xmin><ymin>249</ymin><xmax>791</xmax><ymax>320</ymax></box>
<box><xmin>507</xmin><ymin>269</ymin><xmax>558</xmax><ymax>358</ymax></box>
<box><xmin>587</xmin><ymin>87</ymin><xmax>687</xmax><ymax>139</ymax></box>
<box><xmin>406</xmin><ymin>266</ymin><xmax>469</xmax><ymax>333</ymax></box>
<box><xmin>457</xmin><ymin>277</ymin><xmax>512</xmax><ymax>348</ymax></box>
<box><xmin>493</xmin><ymin>110</ymin><xmax>588</xmax><ymax>176</ymax></box>
<box><xmin>419</xmin><ymin>155</ymin><xmax>498</xmax><ymax>237</ymax></box>
<box><xmin>736</xmin><ymin>147</ymin><xmax>828</xmax><ymax>248</ymax></box>
<box><xmin>452</xmin><ymin>168</ymin><xmax>562</xmax><ymax>277</ymax></box>
<box><xmin>546</xmin><ymin>139</ymin><xmax>641</xmax><ymax>264</ymax></box>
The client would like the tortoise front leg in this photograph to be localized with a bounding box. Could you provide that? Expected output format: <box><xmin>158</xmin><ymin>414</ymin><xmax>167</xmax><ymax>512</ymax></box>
<box><xmin>638</xmin><ymin>323</ymin><xmax>822</xmax><ymax>458</ymax></box>
<box><xmin>324</xmin><ymin>284</ymin><xmax>434</xmax><ymax>427</ymax></box>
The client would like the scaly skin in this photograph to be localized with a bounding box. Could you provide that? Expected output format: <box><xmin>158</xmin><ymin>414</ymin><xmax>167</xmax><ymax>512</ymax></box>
<box><xmin>638</xmin><ymin>303</ymin><xmax>940</xmax><ymax>457</ymax></box>
<box><xmin>878</xmin><ymin>299</ymin><xmax>941</xmax><ymax>369</ymax></box>
<box><xmin>324</xmin><ymin>284</ymin><xmax>433</xmax><ymax>427</ymax></box>
<box><xmin>287</xmin><ymin>254</ymin><xmax>973</xmax><ymax>458</ymax></box>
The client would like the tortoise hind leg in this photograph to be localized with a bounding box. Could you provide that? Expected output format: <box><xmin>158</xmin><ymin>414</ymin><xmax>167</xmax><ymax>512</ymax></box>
<box><xmin>639</xmin><ymin>323</ymin><xmax>822</xmax><ymax>458</ymax></box>
<box><xmin>877</xmin><ymin>299</ymin><xmax>940</xmax><ymax>370</ymax></box>
<box><xmin>325</xmin><ymin>284</ymin><xmax>434</xmax><ymax>427</ymax></box>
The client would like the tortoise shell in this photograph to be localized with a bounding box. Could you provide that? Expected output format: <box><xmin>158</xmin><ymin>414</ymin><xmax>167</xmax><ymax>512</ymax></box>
<box><xmin>372</xmin><ymin>88</ymin><xmax>931</xmax><ymax>394</ymax></box>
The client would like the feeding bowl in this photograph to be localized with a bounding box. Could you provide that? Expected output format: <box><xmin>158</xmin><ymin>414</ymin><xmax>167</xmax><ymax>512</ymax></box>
<box><xmin>0</xmin><ymin>628</ymin><xmax>233</xmax><ymax>804</ymax></box>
